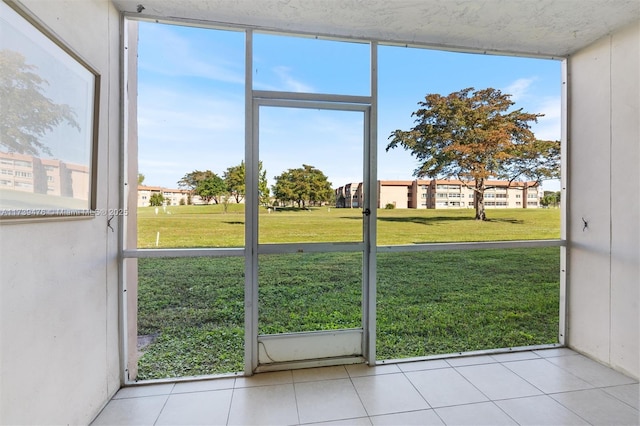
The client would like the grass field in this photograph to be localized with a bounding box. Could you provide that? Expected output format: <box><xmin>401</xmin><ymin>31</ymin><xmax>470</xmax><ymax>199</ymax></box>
<box><xmin>138</xmin><ymin>204</ymin><xmax>560</xmax><ymax>247</ymax></box>
<box><xmin>136</xmin><ymin>206</ymin><xmax>561</xmax><ymax>380</ymax></box>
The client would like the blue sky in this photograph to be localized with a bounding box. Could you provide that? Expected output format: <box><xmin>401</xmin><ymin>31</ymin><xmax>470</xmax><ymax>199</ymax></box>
<box><xmin>137</xmin><ymin>22</ymin><xmax>561</xmax><ymax>191</ymax></box>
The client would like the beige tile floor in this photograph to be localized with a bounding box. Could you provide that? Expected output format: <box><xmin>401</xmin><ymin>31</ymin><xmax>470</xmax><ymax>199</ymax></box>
<box><xmin>91</xmin><ymin>348</ymin><xmax>639</xmax><ymax>425</ymax></box>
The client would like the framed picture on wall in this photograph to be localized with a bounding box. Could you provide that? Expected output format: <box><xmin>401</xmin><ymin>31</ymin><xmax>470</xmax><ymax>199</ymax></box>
<box><xmin>0</xmin><ymin>0</ymin><xmax>99</xmax><ymax>219</ymax></box>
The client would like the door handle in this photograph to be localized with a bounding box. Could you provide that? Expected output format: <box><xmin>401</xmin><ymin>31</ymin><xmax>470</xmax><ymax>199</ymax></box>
<box><xmin>362</xmin><ymin>208</ymin><xmax>371</xmax><ymax>216</ymax></box>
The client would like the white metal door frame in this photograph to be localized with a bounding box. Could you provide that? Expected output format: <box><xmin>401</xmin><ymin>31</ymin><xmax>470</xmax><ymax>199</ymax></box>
<box><xmin>247</xmin><ymin>92</ymin><xmax>373</xmax><ymax>372</ymax></box>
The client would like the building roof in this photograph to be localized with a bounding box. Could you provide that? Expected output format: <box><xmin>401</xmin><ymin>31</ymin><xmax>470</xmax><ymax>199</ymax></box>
<box><xmin>379</xmin><ymin>180</ymin><xmax>414</xmax><ymax>186</ymax></box>
<box><xmin>138</xmin><ymin>185</ymin><xmax>189</xmax><ymax>193</ymax></box>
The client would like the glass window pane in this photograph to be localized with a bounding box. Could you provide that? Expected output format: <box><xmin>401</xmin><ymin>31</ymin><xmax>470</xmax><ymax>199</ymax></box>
<box><xmin>377</xmin><ymin>45</ymin><xmax>562</xmax><ymax>243</ymax></box>
<box><xmin>376</xmin><ymin>247</ymin><xmax>560</xmax><ymax>360</ymax></box>
<box><xmin>259</xmin><ymin>106</ymin><xmax>364</xmax><ymax>244</ymax></box>
<box><xmin>258</xmin><ymin>252</ymin><xmax>362</xmax><ymax>334</ymax></box>
<box><xmin>137</xmin><ymin>22</ymin><xmax>245</xmax><ymax>248</ymax></box>
<box><xmin>136</xmin><ymin>257</ymin><xmax>244</xmax><ymax>379</ymax></box>
<box><xmin>253</xmin><ymin>33</ymin><xmax>370</xmax><ymax>95</ymax></box>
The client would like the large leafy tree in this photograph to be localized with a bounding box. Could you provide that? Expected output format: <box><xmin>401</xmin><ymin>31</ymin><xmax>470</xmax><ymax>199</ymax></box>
<box><xmin>272</xmin><ymin>164</ymin><xmax>333</xmax><ymax>208</ymax></box>
<box><xmin>224</xmin><ymin>161</ymin><xmax>269</xmax><ymax>205</ymax></box>
<box><xmin>0</xmin><ymin>49</ymin><xmax>79</xmax><ymax>156</ymax></box>
<box><xmin>387</xmin><ymin>87</ymin><xmax>560</xmax><ymax>220</ymax></box>
<box><xmin>178</xmin><ymin>170</ymin><xmax>226</xmax><ymax>204</ymax></box>
<box><xmin>195</xmin><ymin>173</ymin><xmax>227</xmax><ymax>204</ymax></box>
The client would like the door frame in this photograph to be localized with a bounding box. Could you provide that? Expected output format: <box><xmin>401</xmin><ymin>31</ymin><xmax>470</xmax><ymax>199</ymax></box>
<box><xmin>246</xmin><ymin>92</ymin><xmax>377</xmax><ymax>372</ymax></box>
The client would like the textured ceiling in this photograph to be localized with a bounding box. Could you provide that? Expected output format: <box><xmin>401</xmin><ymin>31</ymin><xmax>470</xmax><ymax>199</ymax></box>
<box><xmin>112</xmin><ymin>0</ymin><xmax>639</xmax><ymax>57</ymax></box>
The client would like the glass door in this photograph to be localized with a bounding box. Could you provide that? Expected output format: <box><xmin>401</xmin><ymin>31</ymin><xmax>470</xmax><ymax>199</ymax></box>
<box><xmin>251</xmin><ymin>95</ymin><xmax>372</xmax><ymax>370</ymax></box>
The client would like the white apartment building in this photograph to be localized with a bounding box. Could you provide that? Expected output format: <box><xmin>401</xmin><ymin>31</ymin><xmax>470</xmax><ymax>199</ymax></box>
<box><xmin>337</xmin><ymin>179</ymin><xmax>541</xmax><ymax>209</ymax></box>
<box><xmin>0</xmin><ymin>151</ymin><xmax>90</xmax><ymax>202</ymax></box>
<box><xmin>137</xmin><ymin>185</ymin><xmax>189</xmax><ymax>207</ymax></box>
<box><xmin>410</xmin><ymin>179</ymin><xmax>541</xmax><ymax>209</ymax></box>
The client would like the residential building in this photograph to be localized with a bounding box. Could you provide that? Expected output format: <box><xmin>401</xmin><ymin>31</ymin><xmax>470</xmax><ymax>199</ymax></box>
<box><xmin>335</xmin><ymin>182</ymin><xmax>363</xmax><ymax>208</ymax></box>
<box><xmin>337</xmin><ymin>179</ymin><xmax>541</xmax><ymax>209</ymax></box>
<box><xmin>0</xmin><ymin>151</ymin><xmax>90</xmax><ymax>201</ymax></box>
<box><xmin>377</xmin><ymin>180</ymin><xmax>412</xmax><ymax>209</ymax></box>
<box><xmin>137</xmin><ymin>185</ymin><xmax>189</xmax><ymax>207</ymax></box>
<box><xmin>408</xmin><ymin>179</ymin><xmax>541</xmax><ymax>209</ymax></box>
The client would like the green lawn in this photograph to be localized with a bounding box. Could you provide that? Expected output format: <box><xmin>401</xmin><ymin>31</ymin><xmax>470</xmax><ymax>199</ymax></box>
<box><xmin>138</xmin><ymin>205</ymin><xmax>560</xmax><ymax>247</ymax></box>
<box><xmin>136</xmin><ymin>206</ymin><xmax>561</xmax><ymax>380</ymax></box>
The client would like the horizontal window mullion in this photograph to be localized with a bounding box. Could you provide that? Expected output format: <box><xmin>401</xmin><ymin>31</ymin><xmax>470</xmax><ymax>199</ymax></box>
<box><xmin>122</xmin><ymin>248</ymin><xmax>245</xmax><ymax>258</ymax></box>
<box><xmin>377</xmin><ymin>239</ymin><xmax>564</xmax><ymax>253</ymax></box>
<box><xmin>258</xmin><ymin>242</ymin><xmax>364</xmax><ymax>254</ymax></box>
<box><xmin>253</xmin><ymin>90</ymin><xmax>371</xmax><ymax>105</ymax></box>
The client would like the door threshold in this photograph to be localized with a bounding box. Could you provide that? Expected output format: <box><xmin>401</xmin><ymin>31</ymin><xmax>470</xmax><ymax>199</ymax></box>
<box><xmin>255</xmin><ymin>356</ymin><xmax>365</xmax><ymax>373</ymax></box>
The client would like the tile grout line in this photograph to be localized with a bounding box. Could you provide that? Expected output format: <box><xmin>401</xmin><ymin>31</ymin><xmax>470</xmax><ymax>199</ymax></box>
<box><xmin>225</xmin><ymin>379</ymin><xmax>237</xmax><ymax>426</ymax></box>
<box><xmin>399</xmin><ymin>363</ymin><xmax>448</xmax><ymax>425</ymax></box>
<box><xmin>499</xmin><ymin>357</ymin><xmax>594</xmax><ymax>425</ymax></box>
<box><xmin>346</xmin><ymin>364</ymin><xmax>373</xmax><ymax>421</ymax></box>
<box><xmin>599</xmin><ymin>384</ymin><xmax>640</xmax><ymax>411</ymax></box>
<box><xmin>152</xmin><ymin>383</ymin><xmax>174</xmax><ymax>426</ymax></box>
<box><xmin>292</xmin><ymin>379</ymin><xmax>301</xmax><ymax>426</ymax></box>
<box><xmin>447</xmin><ymin>359</ymin><xmax>524</xmax><ymax>424</ymax></box>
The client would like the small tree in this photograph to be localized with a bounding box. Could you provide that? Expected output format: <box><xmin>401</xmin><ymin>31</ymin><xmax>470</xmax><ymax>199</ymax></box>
<box><xmin>541</xmin><ymin>190</ymin><xmax>561</xmax><ymax>208</ymax></box>
<box><xmin>178</xmin><ymin>170</ymin><xmax>226</xmax><ymax>204</ymax></box>
<box><xmin>224</xmin><ymin>162</ymin><xmax>245</xmax><ymax>203</ymax></box>
<box><xmin>224</xmin><ymin>160</ymin><xmax>270</xmax><ymax>205</ymax></box>
<box><xmin>195</xmin><ymin>173</ymin><xmax>226</xmax><ymax>204</ymax></box>
<box><xmin>149</xmin><ymin>192</ymin><xmax>164</xmax><ymax>206</ymax></box>
<box><xmin>272</xmin><ymin>164</ymin><xmax>333</xmax><ymax>208</ymax></box>
<box><xmin>387</xmin><ymin>87</ymin><xmax>560</xmax><ymax>220</ymax></box>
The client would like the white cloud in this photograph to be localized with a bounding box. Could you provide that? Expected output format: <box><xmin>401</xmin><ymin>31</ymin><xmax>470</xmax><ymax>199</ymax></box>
<box><xmin>502</xmin><ymin>76</ymin><xmax>561</xmax><ymax>141</ymax></box>
<box><xmin>137</xmin><ymin>84</ymin><xmax>245</xmax><ymax>187</ymax></box>
<box><xmin>138</xmin><ymin>24</ymin><xmax>244</xmax><ymax>85</ymax></box>
<box><xmin>503</xmin><ymin>77</ymin><xmax>536</xmax><ymax>101</ymax></box>
<box><xmin>271</xmin><ymin>66</ymin><xmax>315</xmax><ymax>93</ymax></box>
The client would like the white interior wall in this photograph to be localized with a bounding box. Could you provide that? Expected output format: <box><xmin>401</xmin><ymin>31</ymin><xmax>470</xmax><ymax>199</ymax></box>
<box><xmin>0</xmin><ymin>1</ymin><xmax>121</xmax><ymax>424</ymax></box>
<box><xmin>567</xmin><ymin>21</ymin><xmax>639</xmax><ymax>379</ymax></box>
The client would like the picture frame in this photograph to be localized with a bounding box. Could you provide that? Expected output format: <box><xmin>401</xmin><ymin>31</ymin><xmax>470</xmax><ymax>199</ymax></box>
<box><xmin>0</xmin><ymin>0</ymin><xmax>99</xmax><ymax>219</ymax></box>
